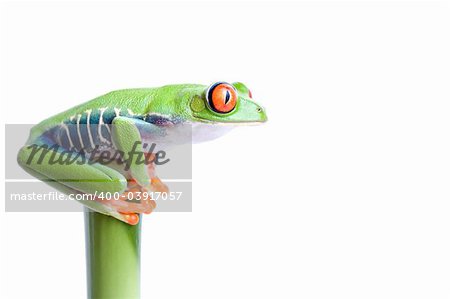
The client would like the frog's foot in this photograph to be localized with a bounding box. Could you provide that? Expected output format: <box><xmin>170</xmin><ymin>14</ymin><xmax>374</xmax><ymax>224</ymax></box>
<box><xmin>96</xmin><ymin>189</ymin><xmax>155</xmax><ymax>216</ymax></box>
<box><xmin>149</xmin><ymin>177</ymin><xmax>169</xmax><ymax>193</ymax></box>
<box><xmin>94</xmin><ymin>175</ymin><xmax>168</xmax><ymax>224</ymax></box>
<box><xmin>94</xmin><ymin>153</ymin><xmax>168</xmax><ymax>225</ymax></box>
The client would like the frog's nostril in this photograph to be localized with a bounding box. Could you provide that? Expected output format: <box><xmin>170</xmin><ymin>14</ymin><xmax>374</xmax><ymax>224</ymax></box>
<box><xmin>257</xmin><ymin>107</ymin><xmax>262</xmax><ymax>113</ymax></box>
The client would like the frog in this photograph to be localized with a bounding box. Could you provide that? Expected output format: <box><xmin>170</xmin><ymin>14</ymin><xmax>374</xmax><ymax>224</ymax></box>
<box><xmin>17</xmin><ymin>82</ymin><xmax>267</xmax><ymax>224</ymax></box>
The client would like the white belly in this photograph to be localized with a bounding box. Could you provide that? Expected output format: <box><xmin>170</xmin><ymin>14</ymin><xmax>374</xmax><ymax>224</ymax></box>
<box><xmin>140</xmin><ymin>122</ymin><xmax>235</xmax><ymax>149</ymax></box>
<box><xmin>190</xmin><ymin>122</ymin><xmax>235</xmax><ymax>143</ymax></box>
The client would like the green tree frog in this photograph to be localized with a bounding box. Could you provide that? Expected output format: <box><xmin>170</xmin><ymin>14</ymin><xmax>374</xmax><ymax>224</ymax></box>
<box><xmin>17</xmin><ymin>82</ymin><xmax>267</xmax><ymax>224</ymax></box>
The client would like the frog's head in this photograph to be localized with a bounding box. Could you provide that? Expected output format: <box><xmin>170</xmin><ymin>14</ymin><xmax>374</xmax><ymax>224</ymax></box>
<box><xmin>188</xmin><ymin>82</ymin><xmax>267</xmax><ymax>124</ymax></box>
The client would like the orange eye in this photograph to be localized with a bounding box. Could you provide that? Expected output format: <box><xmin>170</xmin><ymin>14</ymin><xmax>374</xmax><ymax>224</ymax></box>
<box><xmin>206</xmin><ymin>82</ymin><xmax>237</xmax><ymax>114</ymax></box>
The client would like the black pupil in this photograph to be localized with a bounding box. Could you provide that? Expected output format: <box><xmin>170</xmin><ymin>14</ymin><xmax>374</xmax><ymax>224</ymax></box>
<box><xmin>224</xmin><ymin>90</ymin><xmax>231</xmax><ymax>105</ymax></box>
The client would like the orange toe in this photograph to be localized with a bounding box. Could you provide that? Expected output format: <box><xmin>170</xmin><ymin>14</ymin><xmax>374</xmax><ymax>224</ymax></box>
<box><xmin>122</xmin><ymin>213</ymin><xmax>140</xmax><ymax>225</ymax></box>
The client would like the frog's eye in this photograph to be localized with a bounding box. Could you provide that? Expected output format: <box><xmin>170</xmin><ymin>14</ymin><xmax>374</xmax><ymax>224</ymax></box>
<box><xmin>248</xmin><ymin>89</ymin><xmax>253</xmax><ymax>99</ymax></box>
<box><xmin>206</xmin><ymin>82</ymin><xmax>237</xmax><ymax>114</ymax></box>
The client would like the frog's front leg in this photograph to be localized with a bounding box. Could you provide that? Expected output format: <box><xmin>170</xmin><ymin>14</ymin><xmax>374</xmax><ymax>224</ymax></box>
<box><xmin>105</xmin><ymin>116</ymin><xmax>169</xmax><ymax>208</ymax></box>
<box><xmin>110</xmin><ymin>116</ymin><xmax>155</xmax><ymax>189</ymax></box>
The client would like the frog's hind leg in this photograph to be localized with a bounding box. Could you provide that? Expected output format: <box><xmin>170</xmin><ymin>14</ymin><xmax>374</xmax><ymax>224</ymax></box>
<box><xmin>17</xmin><ymin>141</ymin><xmax>146</xmax><ymax>224</ymax></box>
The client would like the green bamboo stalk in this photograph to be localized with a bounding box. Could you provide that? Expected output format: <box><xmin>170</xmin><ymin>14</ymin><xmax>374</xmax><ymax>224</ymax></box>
<box><xmin>84</xmin><ymin>209</ymin><xmax>141</xmax><ymax>299</ymax></box>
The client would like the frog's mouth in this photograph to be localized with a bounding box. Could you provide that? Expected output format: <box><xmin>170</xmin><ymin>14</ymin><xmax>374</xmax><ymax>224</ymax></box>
<box><xmin>193</xmin><ymin>116</ymin><xmax>267</xmax><ymax>125</ymax></box>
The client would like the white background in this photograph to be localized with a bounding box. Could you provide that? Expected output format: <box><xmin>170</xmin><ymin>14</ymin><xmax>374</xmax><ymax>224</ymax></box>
<box><xmin>1</xmin><ymin>1</ymin><xmax>449</xmax><ymax>298</ymax></box>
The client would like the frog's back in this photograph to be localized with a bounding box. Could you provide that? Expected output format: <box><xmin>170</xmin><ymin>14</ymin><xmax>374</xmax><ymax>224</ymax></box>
<box><xmin>28</xmin><ymin>88</ymin><xmax>154</xmax><ymax>143</ymax></box>
<box><xmin>27</xmin><ymin>84</ymin><xmax>203</xmax><ymax>144</ymax></box>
